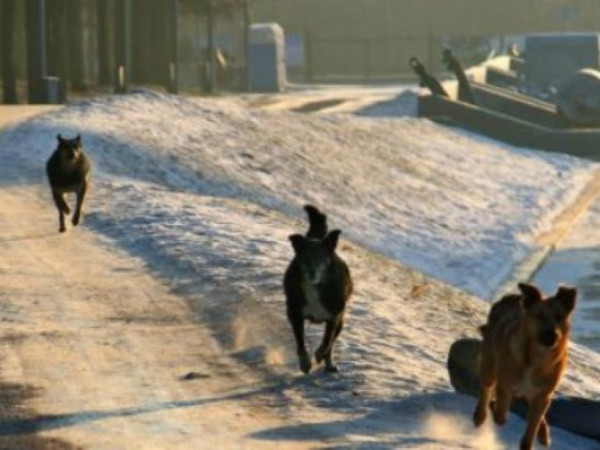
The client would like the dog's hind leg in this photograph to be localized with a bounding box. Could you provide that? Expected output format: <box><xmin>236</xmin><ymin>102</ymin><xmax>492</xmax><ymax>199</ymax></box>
<box><xmin>72</xmin><ymin>182</ymin><xmax>87</xmax><ymax>226</ymax></box>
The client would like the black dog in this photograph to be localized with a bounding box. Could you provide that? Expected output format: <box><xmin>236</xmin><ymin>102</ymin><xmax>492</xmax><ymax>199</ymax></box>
<box><xmin>284</xmin><ymin>205</ymin><xmax>353</xmax><ymax>374</ymax></box>
<box><xmin>46</xmin><ymin>134</ymin><xmax>91</xmax><ymax>233</ymax></box>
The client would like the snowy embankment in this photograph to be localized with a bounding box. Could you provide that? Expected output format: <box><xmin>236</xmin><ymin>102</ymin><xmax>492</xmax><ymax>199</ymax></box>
<box><xmin>7</xmin><ymin>91</ymin><xmax>594</xmax><ymax>300</ymax></box>
<box><xmin>3</xmin><ymin>92</ymin><xmax>600</xmax><ymax>448</ymax></box>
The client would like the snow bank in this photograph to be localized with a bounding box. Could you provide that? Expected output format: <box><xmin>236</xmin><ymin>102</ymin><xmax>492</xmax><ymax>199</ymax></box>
<box><xmin>82</xmin><ymin>179</ymin><xmax>600</xmax><ymax>449</ymax></box>
<box><xmin>3</xmin><ymin>91</ymin><xmax>595</xmax><ymax>299</ymax></box>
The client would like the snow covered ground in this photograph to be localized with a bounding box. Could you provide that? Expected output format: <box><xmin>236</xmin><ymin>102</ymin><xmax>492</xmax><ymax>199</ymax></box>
<box><xmin>535</xmin><ymin>196</ymin><xmax>600</xmax><ymax>352</ymax></box>
<box><xmin>6</xmin><ymin>91</ymin><xmax>594</xmax><ymax>300</ymax></box>
<box><xmin>1</xmin><ymin>91</ymin><xmax>600</xmax><ymax>449</ymax></box>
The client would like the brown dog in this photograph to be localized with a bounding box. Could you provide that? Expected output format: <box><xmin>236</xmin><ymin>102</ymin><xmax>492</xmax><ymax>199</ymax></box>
<box><xmin>473</xmin><ymin>283</ymin><xmax>576</xmax><ymax>450</ymax></box>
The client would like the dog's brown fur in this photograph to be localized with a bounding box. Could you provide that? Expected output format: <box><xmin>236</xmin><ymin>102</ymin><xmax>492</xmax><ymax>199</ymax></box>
<box><xmin>473</xmin><ymin>283</ymin><xmax>576</xmax><ymax>450</ymax></box>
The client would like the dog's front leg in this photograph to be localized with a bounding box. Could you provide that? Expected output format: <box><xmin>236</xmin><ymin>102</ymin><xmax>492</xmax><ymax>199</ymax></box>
<box><xmin>72</xmin><ymin>182</ymin><xmax>87</xmax><ymax>226</ymax></box>
<box><xmin>520</xmin><ymin>396</ymin><xmax>551</xmax><ymax>450</ymax></box>
<box><xmin>51</xmin><ymin>189</ymin><xmax>68</xmax><ymax>233</ymax></box>
<box><xmin>316</xmin><ymin>317</ymin><xmax>343</xmax><ymax>372</ymax></box>
<box><xmin>493</xmin><ymin>382</ymin><xmax>512</xmax><ymax>425</ymax></box>
<box><xmin>474</xmin><ymin>344</ymin><xmax>496</xmax><ymax>427</ymax></box>
<box><xmin>287</xmin><ymin>309</ymin><xmax>311</xmax><ymax>374</ymax></box>
<box><xmin>537</xmin><ymin>416</ymin><xmax>550</xmax><ymax>447</ymax></box>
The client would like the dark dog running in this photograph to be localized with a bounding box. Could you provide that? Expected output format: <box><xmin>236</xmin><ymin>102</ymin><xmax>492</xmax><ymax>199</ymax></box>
<box><xmin>284</xmin><ymin>205</ymin><xmax>353</xmax><ymax>374</ymax></box>
<box><xmin>46</xmin><ymin>134</ymin><xmax>91</xmax><ymax>233</ymax></box>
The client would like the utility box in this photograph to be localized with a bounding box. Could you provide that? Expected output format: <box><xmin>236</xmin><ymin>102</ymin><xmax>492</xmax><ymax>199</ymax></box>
<box><xmin>524</xmin><ymin>33</ymin><xmax>600</xmax><ymax>89</ymax></box>
<box><xmin>248</xmin><ymin>23</ymin><xmax>286</xmax><ymax>92</ymax></box>
<box><xmin>41</xmin><ymin>77</ymin><xmax>64</xmax><ymax>104</ymax></box>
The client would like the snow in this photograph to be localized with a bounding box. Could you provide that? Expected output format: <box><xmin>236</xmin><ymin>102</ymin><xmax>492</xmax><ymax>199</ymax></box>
<box><xmin>1</xmin><ymin>90</ymin><xmax>600</xmax><ymax>448</ymax></box>
<box><xmin>534</xmin><ymin>196</ymin><xmax>600</xmax><ymax>352</ymax></box>
<box><xmin>5</xmin><ymin>91</ymin><xmax>594</xmax><ymax>300</ymax></box>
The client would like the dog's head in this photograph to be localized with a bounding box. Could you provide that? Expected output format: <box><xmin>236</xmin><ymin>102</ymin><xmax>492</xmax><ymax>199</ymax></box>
<box><xmin>57</xmin><ymin>134</ymin><xmax>83</xmax><ymax>162</ymax></box>
<box><xmin>289</xmin><ymin>230</ymin><xmax>341</xmax><ymax>284</ymax></box>
<box><xmin>519</xmin><ymin>283</ymin><xmax>577</xmax><ymax>348</ymax></box>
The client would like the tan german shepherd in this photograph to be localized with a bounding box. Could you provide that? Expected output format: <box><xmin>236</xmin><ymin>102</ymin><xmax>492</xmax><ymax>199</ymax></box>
<box><xmin>473</xmin><ymin>283</ymin><xmax>576</xmax><ymax>450</ymax></box>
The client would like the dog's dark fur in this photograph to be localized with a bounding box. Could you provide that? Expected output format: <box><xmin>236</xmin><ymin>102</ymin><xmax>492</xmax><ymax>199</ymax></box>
<box><xmin>409</xmin><ymin>57</ymin><xmax>449</xmax><ymax>97</ymax></box>
<box><xmin>46</xmin><ymin>134</ymin><xmax>91</xmax><ymax>233</ymax></box>
<box><xmin>284</xmin><ymin>205</ymin><xmax>353</xmax><ymax>374</ymax></box>
<box><xmin>473</xmin><ymin>283</ymin><xmax>576</xmax><ymax>450</ymax></box>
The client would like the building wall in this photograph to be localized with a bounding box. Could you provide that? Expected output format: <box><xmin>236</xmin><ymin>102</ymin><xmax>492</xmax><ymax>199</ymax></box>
<box><xmin>251</xmin><ymin>0</ymin><xmax>600</xmax><ymax>79</ymax></box>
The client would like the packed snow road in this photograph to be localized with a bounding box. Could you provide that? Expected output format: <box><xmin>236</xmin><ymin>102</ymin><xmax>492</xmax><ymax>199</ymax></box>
<box><xmin>0</xmin><ymin>185</ymin><xmax>315</xmax><ymax>449</ymax></box>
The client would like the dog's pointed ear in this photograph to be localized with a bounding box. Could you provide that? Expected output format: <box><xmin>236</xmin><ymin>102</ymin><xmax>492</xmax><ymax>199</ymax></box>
<box><xmin>323</xmin><ymin>229</ymin><xmax>341</xmax><ymax>253</ymax></box>
<box><xmin>75</xmin><ymin>134</ymin><xmax>81</xmax><ymax>144</ymax></box>
<box><xmin>57</xmin><ymin>134</ymin><xmax>63</xmax><ymax>143</ymax></box>
<box><xmin>556</xmin><ymin>286</ymin><xmax>577</xmax><ymax>314</ymax></box>
<box><xmin>289</xmin><ymin>234</ymin><xmax>305</xmax><ymax>254</ymax></box>
<box><xmin>518</xmin><ymin>283</ymin><xmax>542</xmax><ymax>309</ymax></box>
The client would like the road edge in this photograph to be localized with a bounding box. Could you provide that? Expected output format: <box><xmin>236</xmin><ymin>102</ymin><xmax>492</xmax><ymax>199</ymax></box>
<box><xmin>492</xmin><ymin>168</ymin><xmax>600</xmax><ymax>299</ymax></box>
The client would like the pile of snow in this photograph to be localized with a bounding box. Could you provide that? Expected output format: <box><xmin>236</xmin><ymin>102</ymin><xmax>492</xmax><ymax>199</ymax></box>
<box><xmin>355</xmin><ymin>89</ymin><xmax>420</xmax><ymax>116</ymax></box>
<box><xmin>2</xmin><ymin>91</ymin><xmax>600</xmax><ymax>448</ymax></box>
<box><xmin>4</xmin><ymin>91</ymin><xmax>594</xmax><ymax>300</ymax></box>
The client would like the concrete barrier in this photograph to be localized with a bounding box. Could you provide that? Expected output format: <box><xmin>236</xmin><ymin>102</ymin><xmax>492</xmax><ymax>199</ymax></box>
<box><xmin>418</xmin><ymin>94</ymin><xmax>600</xmax><ymax>160</ymax></box>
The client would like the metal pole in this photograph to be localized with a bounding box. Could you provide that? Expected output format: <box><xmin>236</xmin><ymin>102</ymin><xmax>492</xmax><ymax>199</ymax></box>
<box><xmin>206</xmin><ymin>0</ymin><xmax>216</xmax><ymax>93</ymax></box>
<box><xmin>25</xmin><ymin>0</ymin><xmax>47</xmax><ymax>103</ymax></box>
<box><xmin>115</xmin><ymin>0</ymin><xmax>131</xmax><ymax>93</ymax></box>
<box><xmin>242</xmin><ymin>0</ymin><xmax>250</xmax><ymax>91</ymax></box>
<box><xmin>68</xmin><ymin>0</ymin><xmax>86</xmax><ymax>91</ymax></box>
<box><xmin>2</xmin><ymin>0</ymin><xmax>18</xmax><ymax>103</ymax></box>
<box><xmin>304</xmin><ymin>31</ymin><xmax>314</xmax><ymax>83</ymax></box>
<box><xmin>168</xmin><ymin>0</ymin><xmax>179</xmax><ymax>94</ymax></box>
<box><xmin>97</xmin><ymin>0</ymin><xmax>114</xmax><ymax>86</ymax></box>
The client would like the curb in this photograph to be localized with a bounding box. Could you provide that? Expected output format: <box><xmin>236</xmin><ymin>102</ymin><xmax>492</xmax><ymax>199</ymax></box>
<box><xmin>492</xmin><ymin>168</ymin><xmax>600</xmax><ymax>299</ymax></box>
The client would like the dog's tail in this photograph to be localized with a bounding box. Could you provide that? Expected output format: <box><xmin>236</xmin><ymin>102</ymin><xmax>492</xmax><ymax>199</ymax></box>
<box><xmin>304</xmin><ymin>204</ymin><xmax>328</xmax><ymax>240</ymax></box>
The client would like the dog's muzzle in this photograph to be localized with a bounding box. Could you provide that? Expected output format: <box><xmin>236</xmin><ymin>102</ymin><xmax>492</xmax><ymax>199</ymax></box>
<box><xmin>538</xmin><ymin>329</ymin><xmax>558</xmax><ymax>347</ymax></box>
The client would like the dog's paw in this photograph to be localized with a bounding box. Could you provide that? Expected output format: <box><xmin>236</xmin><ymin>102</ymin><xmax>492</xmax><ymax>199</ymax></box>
<box><xmin>519</xmin><ymin>437</ymin><xmax>532</xmax><ymax>450</ymax></box>
<box><xmin>298</xmin><ymin>352</ymin><xmax>312</xmax><ymax>374</ymax></box>
<box><xmin>492</xmin><ymin>409</ymin><xmax>507</xmax><ymax>425</ymax></box>
<box><xmin>325</xmin><ymin>364</ymin><xmax>338</xmax><ymax>373</ymax></box>
<box><xmin>72</xmin><ymin>215</ymin><xmax>80</xmax><ymax>226</ymax></box>
<box><xmin>314</xmin><ymin>346</ymin><xmax>327</xmax><ymax>364</ymax></box>
<box><xmin>473</xmin><ymin>404</ymin><xmax>487</xmax><ymax>427</ymax></box>
<box><xmin>537</xmin><ymin>421</ymin><xmax>550</xmax><ymax>447</ymax></box>
<box><xmin>59</xmin><ymin>225</ymin><xmax>67</xmax><ymax>233</ymax></box>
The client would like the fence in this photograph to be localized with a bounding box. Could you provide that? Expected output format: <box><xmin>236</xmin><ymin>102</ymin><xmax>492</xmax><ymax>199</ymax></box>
<box><xmin>299</xmin><ymin>34</ymin><xmax>492</xmax><ymax>83</ymax></box>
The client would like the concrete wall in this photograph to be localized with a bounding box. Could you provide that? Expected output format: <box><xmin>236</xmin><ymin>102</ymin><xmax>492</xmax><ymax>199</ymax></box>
<box><xmin>251</xmin><ymin>0</ymin><xmax>600</xmax><ymax>80</ymax></box>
